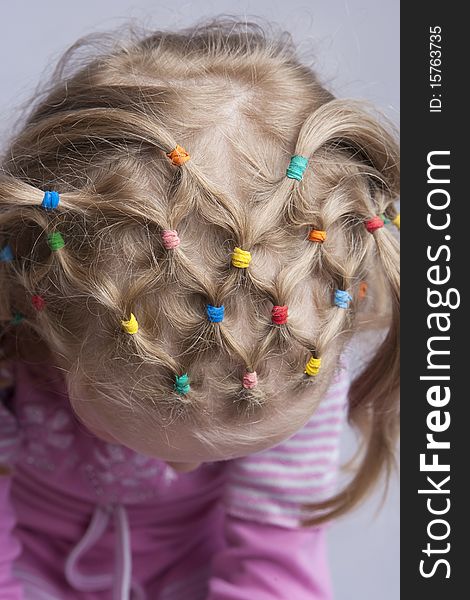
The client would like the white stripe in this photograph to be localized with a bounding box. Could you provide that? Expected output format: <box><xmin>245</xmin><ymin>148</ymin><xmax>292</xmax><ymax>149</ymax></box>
<box><xmin>250</xmin><ymin>448</ymin><xmax>340</xmax><ymax>462</ymax></box>
<box><xmin>225</xmin><ymin>493</ymin><xmax>333</xmax><ymax>517</ymax></box>
<box><xmin>301</xmin><ymin>421</ymin><xmax>344</xmax><ymax>434</ymax></box>
<box><xmin>321</xmin><ymin>381</ymin><xmax>349</xmax><ymax>398</ymax></box>
<box><xmin>232</xmin><ymin>460</ymin><xmax>338</xmax><ymax>476</ymax></box>
<box><xmin>314</xmin><ymin>403</ymin><xmax>347</xmax><ymax>416</ymax></box>
<box><xmin>226</xmin><ymin>498</ymin><xmax>299</xmax><ymax>518</ymax></box>
<box><xmin>272</xmin><ymin>440</ymin><xmax>339</xmax><ymax>453</ymax></box>
<box><xmin>227</xmin><ymin>482</ymin><xmax>337</xmax><ymax>504</ymax></box>
<box><xmin>230</xmin><ymin>469</ymin><xmax>337</xmax><ymax>490</ymax></box>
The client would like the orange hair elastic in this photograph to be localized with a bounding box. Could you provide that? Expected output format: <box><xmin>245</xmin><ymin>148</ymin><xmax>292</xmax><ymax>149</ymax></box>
<box><xmin>308</xmin><ymin>229</ymin><xmax>327</xmax><ymax>243</ymax></box>
<box><xmin>358</xmin><ymin>281</ymin><xmax>368</xmax><ymax>300</ymax></box>
<box><xmin>167</xmin><ymin>145</ymin><xmax>190</xmax><ymax>166</ymax></box>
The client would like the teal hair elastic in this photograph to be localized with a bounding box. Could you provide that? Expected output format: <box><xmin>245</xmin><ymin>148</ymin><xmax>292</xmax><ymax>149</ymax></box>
<box><xmin>286</xmin><ymin>155</ymin><xmax>308</xmax><ymax>181</ymax></box>
<box><xmin>10</xmin><ymin>312</ymin><xmax>24</xmax><ymax>325</ymax></box>
<box><xmin>174</xmin><ymin>373</ymin><xmax>190</xmax><ymax>395</ymax></box>
<box><xmin>380</xmin><ymin>213</ymin><xmax>391</xmax><ymax>224</ymax></box>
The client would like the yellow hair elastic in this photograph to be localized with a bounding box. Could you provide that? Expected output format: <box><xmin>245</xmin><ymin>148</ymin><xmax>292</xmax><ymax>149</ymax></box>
<box><xmin>121</xmin><ymin>313</ymin><xmax>139</xmax><ymax>334</ymax></box>
<box><xmin>392</xmin><ymin>214</ymin><xmax>400</xmax><ymax>230</ymax></box>
<box><xmin>167</xmin><ymin>144</ymin><xmax>190</xmax><ymax>166</ymax></box>
<box><xmin>232</xmin><ymin>247</ymin><xmax>252</xmax><ymax>268</ymax></box>
<box><xmin>305</xmin><ymin>356</ymin><xmax>322</xmax><ymax>377</ymax></box>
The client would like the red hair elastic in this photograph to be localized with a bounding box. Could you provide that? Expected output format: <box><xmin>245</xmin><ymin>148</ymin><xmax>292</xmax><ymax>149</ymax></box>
<box><xmin>365</xmin><ymin>216</ymin><xmax>384</xmax><ymax>233</ymax></box>
<box><xmin>31</xmin><ymin>295</ymin><xmax>46</xmax><ymax>311</ymax></box>
<box><xmin>272</xmin><ymin>305</ymin><xmax>288</xmax><ymax>325</ymax></box>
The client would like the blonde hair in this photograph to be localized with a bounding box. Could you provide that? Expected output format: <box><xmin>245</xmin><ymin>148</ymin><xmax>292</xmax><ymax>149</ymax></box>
<box><xmin>0</xmin><ymin>18</ymin><xmax>399</xmax><ymax>525</ymax></box>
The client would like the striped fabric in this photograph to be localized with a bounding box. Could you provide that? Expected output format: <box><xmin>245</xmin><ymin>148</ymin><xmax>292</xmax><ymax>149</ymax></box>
<box><xmin>223</xmin><ymin>361</ymin><xmax>351</xmax><ymax>528</ymax></box>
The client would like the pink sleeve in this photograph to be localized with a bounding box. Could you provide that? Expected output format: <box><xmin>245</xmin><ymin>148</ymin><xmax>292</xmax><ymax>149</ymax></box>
<box><xmin>206</xmin><ymin>515</ymin><xmax>332</xmax><ymax>600</ymax></box>
<box><xmin>0</xmin><ymin>393</ymin><xmax>25</xmax><ymax>599</ymax></box>
<box><xmin>206</xmin><ymin>359</ymin><xmax>352</xmax><ymax>600</ymax></box>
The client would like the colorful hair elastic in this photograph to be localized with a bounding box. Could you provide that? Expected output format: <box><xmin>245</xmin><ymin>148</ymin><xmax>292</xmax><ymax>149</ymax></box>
<box><xmin>207</xmin><ymin>304</ymin><xmax>224</xmax><ymax>323</ymax></box>
<box><xmin>308</xmin><ymin>229</ymin><xmax>327</xmax><ymax>243</ymax></box>
<box><xmin>31</xmin><ymin>295</ymin><xmax>46</xmax><ymax>311</ymax></box>
<box><xmin>161</xmin><ymin>229</ymin><xmax>180</xmax><ymax>249</ymax></box>
<box><xmin>272</xmin><ymin>305</ymin><xmax>288</xmax><ymax>325</ymax></box>
<box><xmin>305</xmin><ymin>356</ymin><xmax>322</xmax><ymax>377</ymax></box>
<box><xmin>167</xmin><ymin>145</ymin><xmax>190</xmax><ymax>166</ymax></box>
<box><xmin>365</xmin><ymin>216</ymin><xmax>384</xmax><ymax>234</ymax></box>
<box><xmin>334</xmin><ymin>290</ymin><xmax>352</xmax><ymax>309</ymax></box>
<box><xmin>48</xmin><ymin>231</ymin><xmax>65</xmax><ymax>251</ymax></box>
<box><xmin>0</xmin><ymin>245</ymin><xmax>13</xmax><ymax>262</ymax></box>
<box><xmin>242</xmin><ymin>371</ymin><xmax>258</xmax><ymax>389</ymax></box>
<box><xmin>10</xmin><ymin>312</ymin><xmax>24</xmax><ymax>325</ymax></box>
<box><xmin>41</xmin><ymin>191</ymin><xmax>60</xmax><ymax>210</ymax></box>
<box><xmin>174</xmin><ymin>373</ymin><xmax>191</xmax><ymax>395</ymax></box>
<box><xmin>286</xmin><ymin>155</ymin><xmax>308</xmax><ymax>181</ymax></box>
<box><xmin>121</xmin><ymin>313</ymin><xmax>139</xmax><ymax>334</ymax></box>
<box><xmin>232</xmin><ymin>247</ymin><xmax>252</xmax><ymax>268</ymax></box>
<box><xmin>392</xmin><ymin>214</ymin><xmax>400</xmax><ymax>230</ymax></box>
<box><xmin>380</xmin><ymin>213</ymin><xmax>391</xmax><ymax>224</ymax></box>
<box><xmin>358</xmin><ymin>281</ymin><xmax>368</xmax><ymax>300</ymax></box>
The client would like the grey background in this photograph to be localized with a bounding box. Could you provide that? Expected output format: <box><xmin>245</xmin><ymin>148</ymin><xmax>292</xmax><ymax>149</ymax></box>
<box><xmin>0</xmin><ymin>2</ymin><xmax>399</xmax><ymax>599</ymax></box>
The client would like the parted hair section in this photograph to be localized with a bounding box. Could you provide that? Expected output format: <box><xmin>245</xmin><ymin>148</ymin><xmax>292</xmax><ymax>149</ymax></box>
<box><xmin>0</xmin><ymin>19</ymin><xmax>399</xmax><ymax>524</ymax></box>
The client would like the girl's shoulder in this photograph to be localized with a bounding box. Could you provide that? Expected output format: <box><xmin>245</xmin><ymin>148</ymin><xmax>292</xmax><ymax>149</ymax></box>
<box><xmin>223</xmin><ymin>355</ymin><xmax>351</xmax><ymax>529</ymax></box>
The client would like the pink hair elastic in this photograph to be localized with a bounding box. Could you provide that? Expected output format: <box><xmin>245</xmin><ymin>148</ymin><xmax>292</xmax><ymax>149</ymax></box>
<box><xmin>365</xmin><ymin>216</ymin><xmax>384</xmax><ymax>233</ymax></box>
<box><xmin>242</xmin><ymin>371</ymin><xmax>258</xmax><ymax>389</ymax></box>
<box><xmin>161</xmin><ymin>230</ymin><xmax>180</xmax><ymax>249</ymax></box>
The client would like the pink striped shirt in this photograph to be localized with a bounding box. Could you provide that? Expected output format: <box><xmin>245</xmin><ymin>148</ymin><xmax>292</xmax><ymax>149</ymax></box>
<box><xmin>0</xmin><ymin>357</ymin><xmax>350</xmax><ymax>599</ymax></box>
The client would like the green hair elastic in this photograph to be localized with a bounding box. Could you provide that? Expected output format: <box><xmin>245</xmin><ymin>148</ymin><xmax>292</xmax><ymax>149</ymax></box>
<box><xmin>48</xmin><ymin>231</ymin><xmax>65</xmax><ymax>251</ymax></box>
<box><xmin>286</xmin><ymin>155</ymin><xmax>308</xmax><ymax>181</ymax></box>
<box><xmin>174</xmin><ymin>373</ymin><xmax>190</xmax><ymax>395</ymax></box>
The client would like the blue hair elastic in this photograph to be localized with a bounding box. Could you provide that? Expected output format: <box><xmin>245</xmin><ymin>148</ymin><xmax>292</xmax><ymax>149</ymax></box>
<box><xmin>0</xmin><ymin>245</ymin><xmax>13</xmax><ymax>262</ymax></box>
<box><xmin>334</xmin><ymin>289</ymin><xmax>352</xmax><ymax>309</ymax></box>
<box><xmin>286</xmin><ymin>155</ymin><xmax>308</xmax><ymax>181</ymax></box>
<box><xmin>174</xmin><ymin>373</ymin><xmax>191</xmax><ymax>395</ymax></box>
<box><xmin>206</xmin><ymin>304</ymin><xmax>225</xmax><ymax>323</ymax></box>
<box><xmin>41</xmin><ymin>191</ymin><xmax>60</xmax><ymax>210</ymax></box>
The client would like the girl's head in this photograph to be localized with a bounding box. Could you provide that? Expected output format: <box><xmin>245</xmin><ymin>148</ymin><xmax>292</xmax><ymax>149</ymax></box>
<box><xmin>0</xmin><ymin>19</ymin><xmax>399</xmax><ymax>522</ymax></box>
